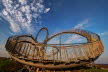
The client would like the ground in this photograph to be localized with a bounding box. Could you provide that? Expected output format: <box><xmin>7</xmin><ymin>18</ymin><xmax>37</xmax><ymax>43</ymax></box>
<box><xmin>0</xmin><ymin>57</ymin><xmax>108</xmax><ymax>72</ymax></box>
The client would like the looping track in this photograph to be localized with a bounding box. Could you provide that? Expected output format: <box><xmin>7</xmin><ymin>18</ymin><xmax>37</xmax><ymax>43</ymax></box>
<box><xmin>5</xmin><ymin>28</ymin><xmax>104</xmax><ymax>69</ymax></box>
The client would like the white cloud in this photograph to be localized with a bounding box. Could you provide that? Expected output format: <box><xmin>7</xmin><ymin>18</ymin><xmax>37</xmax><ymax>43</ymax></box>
<box><xmin>65</xmin><ymin>35</ymin><xmax>84</xmax><ymax>43</ymax></box>
<box><xmin>44</xmin><ymin>8</ymin><xmax>50</xmax><ymax>13</ymax></box>
<box><xmin>10</xmin><ymin>20</ymin><xmax>20</xmax><ymax>32</ymax></box>
<box><xmin>48</xmin><ymin>38</ymin><xmax>59</xmax><ymax>44</ymax></box>
<box><xmin>0</xmin><ymin>50</ymin><xmax>10</xmax><ymax>57</ymax></box>
<box><xmin>0</xmin><ymin>44</ymin><xmax>10</xmax><ymax>57</ymax></box>
<box><xmin>95</xmin><ymin>56</ymin><xmax>108</xmax><ymax>64</ymax></box>
<box><xmin>65</xmin><ymin>19</ymin><xmax>89</xmax><ymax>43</ymax></box>
<box><xmin>19</xmin><ymin>0</ymin><xmax>27</xmax><ymax>5</ymax></box>
<box><xmin>99</xmin><ymin>32</ymin><xmax>108</xmax><ymax>36</ymax></box>
<box><xmin>1</xmin><ymin>0</ymin><xmax>46</xmax><ymax>33</ymax></box>
<box><xmin>0</xmin><ymin>44</ymin><xmax>5</xmax><ymax>51</ymax></box>
<box><xmin>74</xmin><ymin>19</ymin><xmax>89</xmax><ymax>29</ymax></box>
<box><xmin>49</xmin><ymin>19</ymin><xmax>89</xmax><ymax>44</ymax></box>
<box><xmin>2</xmin><ymin>9</ymin><xmax>8</xmax><ymax>16</ymax></box>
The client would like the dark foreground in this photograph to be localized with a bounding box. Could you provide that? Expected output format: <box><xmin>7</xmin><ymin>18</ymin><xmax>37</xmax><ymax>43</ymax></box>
<box><xmin>0</xmin><ymin>57</ymin><xmax>108</xmax><ymax>72</ymax></box>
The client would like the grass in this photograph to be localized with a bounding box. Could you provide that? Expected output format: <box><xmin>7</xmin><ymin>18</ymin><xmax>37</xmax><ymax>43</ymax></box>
<box><xmin>0</xmin><ymin>58</ymin><xmax>23</xmax><ymax>72</ymax></box>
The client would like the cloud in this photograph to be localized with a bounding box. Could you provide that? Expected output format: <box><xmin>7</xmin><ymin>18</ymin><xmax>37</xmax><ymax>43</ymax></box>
<box><xmin>0</xmin><ymin>50</ymin><xmax>10</xmax><ymax>57</ymax></box>
<box><xmin>98</xmin><ymin>31</ymin><xmax>108</xmax><ymax>36</ymax></box>
<box><xmin>0</xmin><ymin>44</ymin><xmax>10</xmax><ymax>57</ymax></box>
<box><xmin>65</xmin><ymin>35</ymin><xmax>85</xmax><ymax>44</ymax></box>
<box><xmin>1</xmin><ymin>0</ymin><xmax>45</xmax><ymax>33</ymax></box>
<box><xmin>48</xmin><ymin>19</ymin><xmax>89</xmax><ymax>44</ymax></box>
<box><xmin>74</xmin><ymin>19</ymin><xmax>89</xmax><ymax>29</ymax></box>
<box><xmin>65</xmin><ymin>19</ymin><xmax>89</xmax><ymax>43</ymax></box>
<box><xmin>48</xmin><ymin>38</ymin><xmax>59</xmax><ymax>44</ymax></box>
<box><xmin>0</xmin><ymin>44</ymin><xmax>5</xmax><ymax>50</ymax></box>
<box><xmin>19</xmin><ymin>0</ymin><xmax>27</xmax><ymax>5</ymax></box>
<box><xmin>95</xmin><ymin>56</ymin><xmax>108</xmax><ymax>64</ymax></box>
<box><xmin>0</xmin><ymin>0</ymin><xmax>51</xmax><ymax>57</ymax></box>
<box><xmin>44</xmin><ymin>8</ymin><xmax>50</xmax><ymax>13</ymax></box>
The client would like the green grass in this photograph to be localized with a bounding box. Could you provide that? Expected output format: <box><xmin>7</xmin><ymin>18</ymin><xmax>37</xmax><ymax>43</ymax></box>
<box><xmin>0</xmin><ymin>59</ymin><xmax>23</xmax><ymax>72</ymax></box>
<box><xmin>0</xmin><ymin>59</ymin><xmax>12</xmax><ymax>67</ymax></box>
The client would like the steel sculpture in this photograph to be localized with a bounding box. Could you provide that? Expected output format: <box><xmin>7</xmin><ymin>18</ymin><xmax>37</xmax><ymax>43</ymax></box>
<box><xmin>5</xmin><ymin>27</ymin><xmax>104</xmax><ymax>70</ymax></box>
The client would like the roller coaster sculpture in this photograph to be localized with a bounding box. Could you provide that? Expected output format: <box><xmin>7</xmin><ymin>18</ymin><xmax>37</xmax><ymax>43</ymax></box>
<box><xmin>5</xmin><ymin>27</ymin><xmax>104</xmax><ymax>70</ymax></box>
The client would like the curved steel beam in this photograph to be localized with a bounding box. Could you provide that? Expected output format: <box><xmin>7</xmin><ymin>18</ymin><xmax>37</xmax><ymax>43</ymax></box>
<box><xmin>35</xmin><ymin>27</ymin><xmax>49</xmax><ymax>43</ymax></box>
<box><xmin>45</xmin><ymin>29</ymin><xmax>100</xmax><ymax>43</ymax></box>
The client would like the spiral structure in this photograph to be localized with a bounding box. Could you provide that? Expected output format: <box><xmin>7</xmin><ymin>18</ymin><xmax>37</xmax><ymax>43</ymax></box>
<box><xmin>5</xmin><ymin>27</ymin><xmax>104</xmax><ymax>69</ymax></box>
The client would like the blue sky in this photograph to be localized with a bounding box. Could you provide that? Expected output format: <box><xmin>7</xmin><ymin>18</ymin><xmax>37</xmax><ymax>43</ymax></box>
<box><xmin>0</xmin><ymin>0</ymin><xmax>108</xmax><ymax>63</ymax></box>
<box><xmin>43</xmin><ymin>0</ymin><xmax>108</xmax><ymax>63</ymax></box>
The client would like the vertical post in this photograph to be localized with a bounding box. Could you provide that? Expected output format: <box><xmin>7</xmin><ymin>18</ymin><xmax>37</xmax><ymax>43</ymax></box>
<box><xmin>78</xmin><ymin>45</ymin><xmax>83</xmax><ymax>60</ymax></box>
<box><xmin>14</xmin><ymin>43</ymin><xmax>20</xmax><ymax>53</ymax></box>
<box><xmin>52</xmin><ymin>47</ymin><xmax>55</xmax><ymax>64</ymax></box>
<box><xmin>18</xmin><ymin>43</ymin><xmax>23</xmax><ymax>56</ymax></box>
<box><xmin>83</xmin><ymin>44</ymin><xmax>89</xmax><ymax>60</ymax></box>
<box><xmin>36</xmin><ymin>68</ymin><xmax>39</xmax><ymax>72</ymax></box>
<box><xmin>59</xmin><ymin>34</ymin><xmax>62</xmax><ymax>62</ymax></box>
<box><xmin>88</xmin><ymin>43</ymin><xmax>94</xmax><ymax>58</ymax></box>
<box><xmin>57</xmin><ymin>46</ymin><xmax>59</xmax><ymax>60</ymax></box>
<box><xmin>65</xmin><ymin>48</ymin><xmax>69</xmax><ymax>63</ymax></box>
<box><xmin>27</xmin><ymin>44</ymin><xmax>32</xmax><ymax>58</ymax></box>
<box><xmin>72</xmin><ymin>45</ymin><xmax>77</xmax><ymax>62</ymax></box>
<box><xmin>25</xmin><ymin>44</ymin><xmax>29</xmax><ymax>57</ymax></box>
<box><xmin>86</xmin><ymin>43</ymin><xmax>91</xmax><ymax>58</ymax></box>
<box><xmin>33</xmin><ymin>46</ymin><xmax>36</xmax><ymax>60</ymax></box>
<box><xmin>22</xmin><ymin>43</ymin><xmax>26</xmax><ymax>55</ymax></box>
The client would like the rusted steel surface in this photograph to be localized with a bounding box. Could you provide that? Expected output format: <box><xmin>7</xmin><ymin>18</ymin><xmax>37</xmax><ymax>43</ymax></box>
<box><xmin>5</xmin><ymin>27</ymin><xmax>104</xmax><ymax>69</ymax></box>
